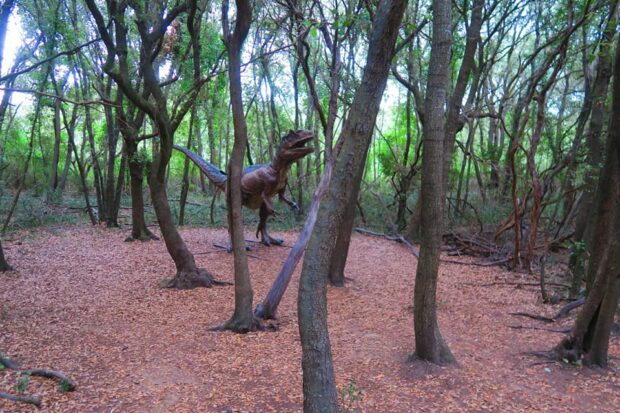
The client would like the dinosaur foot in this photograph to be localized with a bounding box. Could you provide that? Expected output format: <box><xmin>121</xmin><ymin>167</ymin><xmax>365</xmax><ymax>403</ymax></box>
<box><xmin>213</xmin><ymin>243</ymin><xmax>252</xmax><ymax>252</ymax></box>
<box><xmin>260</xmin><ymin>233</ymin><xmax>284</xmax><ymax>247</ymax></box>
<box><xmin>261</xmin><ymin>235</ymin><xmax>284</xmax><ymax>247</ymax></box>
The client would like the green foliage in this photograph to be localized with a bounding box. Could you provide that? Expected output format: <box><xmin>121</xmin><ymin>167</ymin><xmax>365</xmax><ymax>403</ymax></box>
<box><xmin>338</xmin><ymin>379</ymin><xmax>364</xmax><ymax>412</ymax></box>
<box><xmin>58</xmin><ymin>379</ymin><xmax>73</xmax><ymax>393</ymax></box>
<box><xmin>15</xmin><ymin>374</ymin><xmax>30</xmax><ymax>394</ymax></box>
<box><xmin>0</xmin><ymin>193</ymin><xmax>85</xmax><ymax>232</ymax></box>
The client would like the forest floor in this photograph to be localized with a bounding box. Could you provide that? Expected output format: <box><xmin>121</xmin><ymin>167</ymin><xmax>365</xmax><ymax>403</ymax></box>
<box><xmin>0</xmin><ymin>224</ymin><xmax>618</xmax><ymax>412</ymax></box>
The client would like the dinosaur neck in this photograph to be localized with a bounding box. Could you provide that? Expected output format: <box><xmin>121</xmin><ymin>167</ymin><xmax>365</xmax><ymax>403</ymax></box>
<box><xmin>271</xmin><ymin>155</ymin><xmax>294</xmax><ymax>172</ymax></box>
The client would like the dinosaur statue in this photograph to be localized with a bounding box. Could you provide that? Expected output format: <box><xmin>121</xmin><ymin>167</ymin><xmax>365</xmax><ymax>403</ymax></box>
<box><xmin>173</xmin><ymin>129</ymin><xmax>314</xmax><ymax>246</ymax></box>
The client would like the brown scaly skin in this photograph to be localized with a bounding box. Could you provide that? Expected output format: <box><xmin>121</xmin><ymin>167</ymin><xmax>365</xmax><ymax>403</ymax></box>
<box><xmin>174</xmin><ymin>129</ymin><xmax>314</xmax><ymax>246</ymax></box>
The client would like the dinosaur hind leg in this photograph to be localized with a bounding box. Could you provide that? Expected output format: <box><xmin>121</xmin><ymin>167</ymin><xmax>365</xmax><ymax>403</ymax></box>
<box><xmin>256</xmin><ymin>203</ymin><xmax>283</xmax><ymax>246</ymax></box>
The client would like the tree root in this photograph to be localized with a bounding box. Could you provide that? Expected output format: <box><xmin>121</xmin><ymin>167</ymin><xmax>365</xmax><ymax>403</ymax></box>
<box><xmin>508</xmin><ymin>325</ymin><xmax>571</xmax><ymax>333</ymax></box>
<box><xmin>24</xmin><ymin>369</ymin><xmax>76</xmax><ymax>391</ymax></box>
<box><xmin>0</xmin><ymin>355</ymin><xmax>20</xmax><ymax>370</ymax></box>
<box><xmin>355</xmin><ymin>227</ymin><xmax>419</xmax><ymax>257</ymax></box>
<box><xmin>158</xmin><ymin>269</ymin><xmax>231</xmax><ymax>289</ymax></box>
<box><xmin>553</xmin><ymin>298</ymin><xmax>585</xmax><ymax>320</ymax></box>
<box><xmin>210</xmin><ymin>317</ymin><xmax>262</xmax><ymax>334</ymax></box>
<box><xmin>0</xmin><ymin>354</ymin><xmax>76</xmax><ymax>408</ymax></box>
<box><xmin>0</xmin><ymin>392</ymin><xmax>41</xmax><ymax>407</ymax></box>
<box><xmin>509</xmin><ymin>312</ymin><xmax>555</xmax><ymax>323</ymax></box>
<box><xmin>124</xmin><ymin>230</ymin><xmax>159</xmax><ymax>242</ymax></box>
<box><xmin>508</xmin><ymin>298</ymin><xmax>586</xmax><ymax>324</ymax></box>
<box><xmin>210</xmin><ymin>316</ymin><xmax>277</xmax><ymax>333</ymax></box>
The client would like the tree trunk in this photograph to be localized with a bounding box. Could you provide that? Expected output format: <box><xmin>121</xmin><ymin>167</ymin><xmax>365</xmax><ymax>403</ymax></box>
<box><xmin>2</xmin><ymin>96</ymin><xmax>41</xmax><ymax>232</ymax></box>
<box><xmin>125</xmin><ymin>140</ymin><xmax>158</xmax><ymax>241</ymax></box>
<box><xmin>0</xmin><ymin>0</ymin><xmax>16</xmax><ymax>76</ymax></box>
<box><xmin>58</xmin><ymin>144</ymin><xmax>72</xmax><ymax>192</ymax></box>
<box><xmin>179</xmin><ymin>106</ymin><xmax>196</xmax><ymax>226</ymax></box>
<box><xmin>84</xmin><ymin>105</ymin><xmax>104</xmax><ymax>213</ymax></box>
<box><xmin>48</xmin><ymin>98</ymin><xmax>61</xmax><ymax>198</ymax></box>
<box><xmin>220</xmin><ymin>0</ymin><xmax>258</xmax><ymax>333</ymax></box>
<box><xmin>102</xmin><ymin>79</ymin><xmax>120</xmax><ymax>227</ymax></box>
<box><xmin>0</xmin><ymin>239</ymin><xmax>11</xmax><ymax>271</ymax></box>
<box><xmin>65</xmin><ymin>106</ymin><xmax>98</xmax><ymax>226</ymax></box>
<box><xmin>255</xmin><ymin>159</ymin><xmax>335</xmax><ymax>320</ymax></box>
<box><xmin>413</xmin><ymin>0</ymin><xmax>455</xmax><ymax>365</ymax></box>
<box><xmin>327</xmin><ymin>191</ymin><xmax>356</xmax><ymax>286</ymax></box>
<box><xmin>572</xmin><ymin>0</ymin><xmax>618</xmax><ymax>292</ymax></box>
<box><xmin>298</xmin><ymin>1</ymin><xmax>407</xmax><ymax>410</ymax></box>
<box><xmin>553</xmin><ymin>32</ymin><xmax>620</xmax><ymax>368</ymax></box>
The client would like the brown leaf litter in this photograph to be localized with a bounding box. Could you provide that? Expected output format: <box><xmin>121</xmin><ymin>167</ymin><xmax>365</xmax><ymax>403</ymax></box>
<box><xmin>0</xmin><ymin>224</ymin><xmax>618</xmax><ymax>412</ymax></box>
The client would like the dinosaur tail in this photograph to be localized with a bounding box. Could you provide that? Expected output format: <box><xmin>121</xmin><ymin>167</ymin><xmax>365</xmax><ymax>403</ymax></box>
<box><xmin>173</xmin><ymin>145</ymin><xmax>227</xmax><ymax>191</ymax></box>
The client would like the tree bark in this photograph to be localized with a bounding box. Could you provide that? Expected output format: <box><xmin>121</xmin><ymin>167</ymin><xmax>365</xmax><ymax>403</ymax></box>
<box><xmin>220</xmin><ymin>0</ymin><xmax>259</xmax><ymax>332</ymax></box>
<box><xmin>0</xmin><ymin>239</ymin><xmax>12</xmax><ymax>271</ymax></box>
<box><xmin>179</xmin><ymin>106</ymin><xmax>197</xmax><ymax>226</ymax></box>
<box><xmin>298</xmin><ymin>1</ymin><xmax>407</xmax><ymax>410</ymax></box>
<box><xmin>553</xmin><ymin>32</ymin><xmax>620</xmax><ymax>368</ymax></box>
<box><xmin>125</xmin><ymin>140</ymin><xmax>158</xmax><ymax>241</ymax></box>
<box><xmin>413</xmin><ymin>0</ymin><xmax>455</xmax><ymax>365</ymax></box>
<box><xmin>48</xmin><ymin>97</ymin><xmax>62</xmax><ymax>197</ymax></box>
<box><xmin>573</xmin><ymin>0</ymin><xmax>618</xmax><ymax>292</ymax></box>
<box><xmin>84</xmin><ymin>0</ymin><xmax>216</xmax><ymax>287</ymax></box>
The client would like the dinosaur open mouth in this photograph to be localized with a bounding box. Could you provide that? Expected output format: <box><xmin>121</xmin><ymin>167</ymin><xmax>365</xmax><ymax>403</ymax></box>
<box><xmin>292</xmin><ymin>138</ymin><xmax>312</xmax><ymax>149</ymax></box>
<box><xmin>289</xmin><ymin>133</ymin><xmax>315</xmax><ymax>153</ymax></box>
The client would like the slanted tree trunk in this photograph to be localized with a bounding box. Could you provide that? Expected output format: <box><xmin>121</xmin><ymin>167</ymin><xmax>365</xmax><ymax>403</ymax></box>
<box><xmin>553</xmin><ymin>34</ymin><xmax>620</xmax><ymax>367</ymax></box>
<box><xmin>298</xmin><ymin>1</ymin><xmax>407</xmax><ymax>410</ymax></box>
<box><xmin>413</xmin><ymin>0</ymin><xmax>455</xmax><ymax>365</ymax></box>
<box><xmin>179</xmin><ymin>106</ymin><xmax>197</xmax><ymax>226</ymax></box>
<box><xmin>219</xmin><ymin>0</ymin><xmax>259</xmax><ymax>332</ymax></box>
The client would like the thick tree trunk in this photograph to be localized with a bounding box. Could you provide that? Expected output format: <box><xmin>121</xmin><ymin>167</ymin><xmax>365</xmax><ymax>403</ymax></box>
<box><xmin>327</xmin><ymin>191</ymin><xmax>356</xmax><ymax>286</ymax></box>
<box><xmin>413</xmin><ymin>0</ymin><xmax>455</xmax><ymax>365</ymax></box>
<box><xmin>553</xmin><ymin>33</ymin><xmax>620</xmax><ymax>368</ymax></box>
<box><xmin>298</xmin><ymin>1</ymin><xmax>407</xmax><ymax>410</ymax></box>
<box><xmin>572</xmin><ymin>0</ymin><xmax>618</xmax><ymax>291</ymax></box>
<box><xmin>149</xmin><ymin>149</ymin><xmax>215</xmax><ymax>288</ymax></box>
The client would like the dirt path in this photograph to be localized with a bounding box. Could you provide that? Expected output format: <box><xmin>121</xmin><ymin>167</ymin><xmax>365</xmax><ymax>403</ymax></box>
<box><xmin>1</xmin><ymin>225</ymin><xmax>618</xmax><ymax>412</ymax></box>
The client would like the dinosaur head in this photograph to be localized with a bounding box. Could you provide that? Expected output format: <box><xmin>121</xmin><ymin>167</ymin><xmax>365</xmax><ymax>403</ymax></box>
<box><xmin>277</xmin><ymin>129</ymin><xmax>315</xmax><ymax>161</ymax></box>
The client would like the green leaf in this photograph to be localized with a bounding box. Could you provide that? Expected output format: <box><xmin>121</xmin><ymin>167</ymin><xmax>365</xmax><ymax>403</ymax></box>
<box><xmin>16</xmin><ymin>375</ymin><xmax>30</xmax><ymax>393</ymax></box>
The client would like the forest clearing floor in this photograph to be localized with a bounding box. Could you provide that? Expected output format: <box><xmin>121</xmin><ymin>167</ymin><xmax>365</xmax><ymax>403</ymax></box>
<box><xmin>0</xmin><ymin>224</ymin><xmax>618</xmax><ymax>412</ymax></box>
